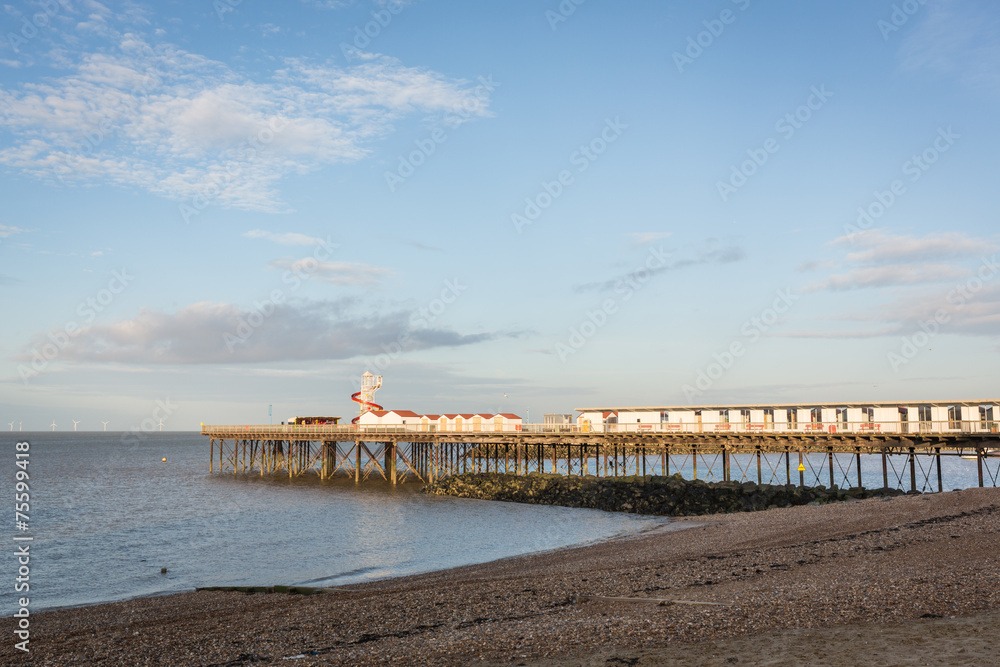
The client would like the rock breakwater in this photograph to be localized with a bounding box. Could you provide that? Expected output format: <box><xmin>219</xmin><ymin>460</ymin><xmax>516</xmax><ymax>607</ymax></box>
<box><xmin>423</xmin><ymin>472</ymin><xmax>906</xmax><ymax>516</ymax></box>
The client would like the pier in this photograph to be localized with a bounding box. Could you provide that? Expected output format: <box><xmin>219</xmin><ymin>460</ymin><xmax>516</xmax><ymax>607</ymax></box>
<box><xmin>202</xmin><ymin>421</ymin><xmax>1000</xmax><ymax>493</ymax></box>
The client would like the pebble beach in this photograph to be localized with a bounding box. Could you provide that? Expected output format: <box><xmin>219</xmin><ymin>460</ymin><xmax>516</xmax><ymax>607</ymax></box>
<box><xmin>4</xmin><ymin>487</ymin><xmax>1000</xmax><ymax>666</ymax></box>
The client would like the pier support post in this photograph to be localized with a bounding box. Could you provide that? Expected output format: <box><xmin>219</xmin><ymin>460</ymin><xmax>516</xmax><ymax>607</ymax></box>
<box><xmin>355</xmin><ymin>441</ymin><xmax>361</xmax><ymax>483</ymax></box>
<box><xmin>385</xmin><ymin>442</ymin><xmax>396</xmax><ymax>485</ymax></box>
<box><xmin>798</xmin><ymin>450</ymin><xmax>804</xmax><ymax>487</ymax></box>
<box><xmin>882</xmin><ymin>449</ymin><xmax>888</xmax><ymax>489</ymax></box>
<box><xmin>723</xmin><ymin>447</ymin><xmax>729</xmax><ymax>482</ymax></box>
<box><xmin>757</xmin><ymin>448</ymin><xmax>762</xmax><ymax>484</ymax></box>
<box><xmin>909</xmin><ymin>447</ymin><xmax>916</xmax><ymax>492</ymax></box>
<box><xmin>856</xmin><ymin>448</ymin><xmax>862</xmax><ymax>489</ymax></box>
<box><xmin>828</xmin><ymin>448</ymin><xmax>835</xmax><ymax>489</ymax></box>
<box><xmin>935</xmin><ymin>447</ymin><xmax>942</xmax><ymax>493</ymax></box>
<box><xmin>978</xmin><ymin>451</ymin><xmax>984</xmax><ymax>488</ymax></box>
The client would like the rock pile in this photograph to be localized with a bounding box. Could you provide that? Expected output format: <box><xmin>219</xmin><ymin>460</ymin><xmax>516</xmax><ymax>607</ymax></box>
<box><xmin>423</xmin><ymin>472</ymin><xmax>907</xmax><ymax>516</ymax></box>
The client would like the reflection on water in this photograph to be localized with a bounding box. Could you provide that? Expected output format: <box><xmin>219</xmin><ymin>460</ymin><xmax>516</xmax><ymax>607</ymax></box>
<box><xmin>1</xmin><ymin>433</ymin><xmax>662</xmax><ymax>615</ymax></box>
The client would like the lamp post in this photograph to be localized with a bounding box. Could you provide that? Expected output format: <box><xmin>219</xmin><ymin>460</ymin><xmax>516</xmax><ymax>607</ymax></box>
<box><xmin>268</xmin><ymin>404</ymin><xmax>272</xmax><ymax>426</ymax></box>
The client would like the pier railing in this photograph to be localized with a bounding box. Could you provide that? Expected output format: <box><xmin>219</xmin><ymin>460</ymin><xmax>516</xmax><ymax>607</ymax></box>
<box><xmin>202</xmin><ymin>419</ymin><xmax>998</xmax><ymax>436</ymax></box>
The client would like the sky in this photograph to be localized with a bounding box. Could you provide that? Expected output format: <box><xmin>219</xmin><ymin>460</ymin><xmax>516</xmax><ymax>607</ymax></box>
<box><xmin>1</xmin><ymin>0</ymin><xmax>998</xmax><ymax>432</ymax></box>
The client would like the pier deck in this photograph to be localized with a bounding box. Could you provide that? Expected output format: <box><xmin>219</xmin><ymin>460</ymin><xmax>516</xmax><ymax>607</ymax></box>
<box><xmin>203</xmin><ymin>423</ymin><xmax>1000</xmax><ymax>492</ymax></box>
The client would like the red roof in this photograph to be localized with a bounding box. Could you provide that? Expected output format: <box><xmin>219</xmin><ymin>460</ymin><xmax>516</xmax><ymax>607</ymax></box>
<box><xmin>497</xmin><ymin>413</ymin><xmax>522</xmax><ymax>419</ymax></box>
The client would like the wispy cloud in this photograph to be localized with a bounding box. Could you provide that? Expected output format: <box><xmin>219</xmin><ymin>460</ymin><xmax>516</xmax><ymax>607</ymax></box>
<box><xmin>0</xmin><ymin>224</ymin><xmax>24</xmax><ymax>238</ymax></box>
<box><xmin>268</xmin><ymin>259</ymin><xmax>392</xmax><ymax>286</ymax></box>
<box><xmin>16</xmin><ymin>299</ymin><xmax>508</xmax><ymax>365</ymax></box>
<box><xmin>804</xmin><ymin>230</ymin><xmax>997</xmax><ymax>291</ymax></box>
<box><xmin>243</xmin><ymin>230</ymin><xmax>329</xmax><ymax>246</ymax></box>
<box><xmin>773</xmin><ymin>327</ymin><xmax>902</xmax><ymax>339</ymax></box>
<box><xmin>574</xmin><ymin>242</ymin><xmax>744</xmax><ymax>293</ymax></box>
<box><xmin>400</xmin><ymin>239</ymin><xmax>444</xmax><ymax>252</ymax></box>
<box><xmin>836</xmin><ymin>229</ymin><xmax>993</xmax><ymax>265</ymax></box>
<box><xmin>899</xmin><ymin>0</ymin><xmax>1000</xmax><ymax>93</ymax></box>
<box><xmin>626</xmin><ymin>232</ymin><xmax>671</xmax><ymax>245</ymax></box>
<box><xmin>806</xmin><ymin>263</ymin><xmax>969</xmax><ymax>292</ymax></box>
<box><xmin>0</xmin><ymin>34</ymin><xmax>493</xmax><ymax>211</ymax></box>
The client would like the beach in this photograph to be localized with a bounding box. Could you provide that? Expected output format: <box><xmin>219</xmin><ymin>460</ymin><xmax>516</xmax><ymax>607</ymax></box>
<box><xmin>5</xmin><ymin>487</ymin><xmax>1000</xmax><ymax>666</ymax></box>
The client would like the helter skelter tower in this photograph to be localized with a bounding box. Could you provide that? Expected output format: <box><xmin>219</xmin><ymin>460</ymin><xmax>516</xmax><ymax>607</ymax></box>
<box><xmin>351</xmin><ymin>372</ymin><xmax>383</xmax><ymax>424</ymax></box>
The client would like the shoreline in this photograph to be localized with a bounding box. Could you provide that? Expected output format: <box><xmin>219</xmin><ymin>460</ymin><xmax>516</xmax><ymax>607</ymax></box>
<box><xmin>3</xmin><ymin>499</ymin><xmax>668</xmax><ymax>619</ymax></box>
<box><xmin>4</xmin><ymin>488</ymin><xmax>1000</xmax><ymax>665</ymax></box>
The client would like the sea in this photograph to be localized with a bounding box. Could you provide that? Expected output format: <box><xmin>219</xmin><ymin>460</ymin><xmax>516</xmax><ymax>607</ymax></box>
<box><xmin>1</xmin><ymin>432</ymin><xmax>665</xmax><ymax>616</ymax></box>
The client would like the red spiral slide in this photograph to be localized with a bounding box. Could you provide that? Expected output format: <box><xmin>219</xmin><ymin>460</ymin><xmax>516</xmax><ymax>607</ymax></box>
<box><xmin>351</xmin><ymin>392</ymin><xmax>384</xmax><ymax>424</ymax></box>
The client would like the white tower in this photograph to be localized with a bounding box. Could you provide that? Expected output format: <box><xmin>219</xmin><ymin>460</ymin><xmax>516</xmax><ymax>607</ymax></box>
<box><xmin>351</xmin><ymin>372</ymin><xmax>383</xmax><ymax>423</ymax></box>
<box><xmin>102</xmin><ymin>421</ymin><xmax>110</xmax><ymax>431</ymax></box>
<box><xmin>50</xmin><ymin>421</ymin><xmax>57</xmax><ymax>431</ymax></box>
<box><xmin>72</xmin><ymin>419</ymin><xmax>80</xmax><ymax>431</ymax></box>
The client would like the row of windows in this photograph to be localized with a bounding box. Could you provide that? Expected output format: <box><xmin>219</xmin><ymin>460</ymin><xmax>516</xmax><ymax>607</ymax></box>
<box><xmin>649</xmin><ymin>406</ymin><xmax>996</xmax><ymax>427</ymax></box>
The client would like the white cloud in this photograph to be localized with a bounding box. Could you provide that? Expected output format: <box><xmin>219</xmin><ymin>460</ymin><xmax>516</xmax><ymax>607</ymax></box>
<box><xmin>0</xmin><ymin>224</ymin><xmax>24</xmax><ymax>238</ymax></box>
<box><xmin>805</xmin><ymin>230</ymin><xmax>997</xmax><ymax>291</ymax></box>
<box><xmin>17</xmin><ymin>299</ymin><xmax>506</xmax><ymax>365</ymax></box>
<box><xmin>243</xmin><ymin>230</ymin><xmax>329</xmax><ymax>246</ymax></box>
<box><xmin>0</xmin><ymin>35</ymin><xmax>493</xmax><ymax>211</ymax></box>
<box><xmin>807</xmin><ymin>264</ymin><xmax>969</xmax><ymax>291</ymax></box>
<box><xmin>835</xmin><ymin>229</ymin><xmax>993</xmax><ymax>265</ymax></box>
<box><xmin>268</xmin><ymin>259</ymin><xmax>392</xmax><ymax>286</ymax></box>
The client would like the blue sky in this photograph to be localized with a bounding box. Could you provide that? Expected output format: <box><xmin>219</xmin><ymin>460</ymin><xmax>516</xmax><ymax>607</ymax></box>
<box><xmin>1</xmin><ymin>0</ymin><xmax>999</xmax><ymax>431</ymax></box>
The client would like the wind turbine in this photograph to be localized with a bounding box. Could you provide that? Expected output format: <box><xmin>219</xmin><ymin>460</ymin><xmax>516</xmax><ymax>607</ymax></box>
<box><xmin>7</xmin><ymin>422</ymin><xmax>12</xmax><ymax>432</ymax></box>
<box><xmin>72</xmin><ymin>419</ymin><xmax>81</xmax><ymax>432</ymax></box>
<box><xmin>18</xmin><ymin>422</ymin><xmax>22</xmax><ymax>432</ymax></box>
<box><xmin>157</xmin><ymin>418</ymin><xmax>164</xmax><ymax>432</ymax></box>
<box><xmin>50</xmin><ymin>420</ymin><xmax>57</xmax><ymax>431</ymax></box>
<box><xmin>102</xmin><ymin>421</ymin><xmax>110</xmax><ymax>431</ymax></box>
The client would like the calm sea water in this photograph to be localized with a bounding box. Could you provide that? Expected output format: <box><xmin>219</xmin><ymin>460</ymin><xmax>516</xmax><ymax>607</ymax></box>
<box><xmin>1</xmin><ymin>433</ymin><xmax>663</xmax><ymax>616</ymax></box>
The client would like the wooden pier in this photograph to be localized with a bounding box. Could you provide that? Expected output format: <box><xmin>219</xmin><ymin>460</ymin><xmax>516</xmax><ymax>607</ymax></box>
<box><xmin>203</xmin><ymin>423</ymin><xmax>1000</xmax><ymax>492</ymax></box>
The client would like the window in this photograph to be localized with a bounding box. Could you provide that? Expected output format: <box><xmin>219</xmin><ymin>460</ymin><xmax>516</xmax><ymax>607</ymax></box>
<box><xmin>660</xmin><ymin>410</ymin><xmax>669</xmax><ymax>423</ymax></box>
<box><xmin>918</xmin><ymin>406</ymin><xmax>931</xmax><ymax>431</ymax></box>
<box><xmin>836</xmin><ymin>408</ymin><xmax>848</xmax><ymax>427</ymax></box>
<box><xmin>948</xmin><ymin>406</ymin><xmax>961</xmax><ymax>429</ymax></box>
<box><xmin>720</xmin><ymin>411</ymin><xmax>730</xmax><ymax>425</ymax></box>
<box><xmin>981</xmin><ymin>406</ymin><xmax>994</xmax><ymax>428</ymax></box>
<box><xmin>861</xmin><ymin>407</ymin><xmax>874</xmax><ymax>423</ymax></box>
<box><xmin>763</xmin><ymin>409</ymin><xmax>774</xmax><ymax>427</ymax></box>
<box><xmin>740</xmin><ymin>409</ymin><xmax>751</xmax><ymax>426</ymax></box>
<box><xmin>810</xmin><ymin>408</ymin><xmax>822</xmax><ymax>424</ymax></box>
<box><xmin>786</xmin><ymin>409</ymin><xmax>797</xmax><ymax>429</ymax></box>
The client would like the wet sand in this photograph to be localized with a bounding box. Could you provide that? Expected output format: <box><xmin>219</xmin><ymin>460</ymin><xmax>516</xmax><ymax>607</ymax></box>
<box><xmin>4</xmin><ymin>488</ymin><xmax>1000</xmax><ymax>666</ymax></box>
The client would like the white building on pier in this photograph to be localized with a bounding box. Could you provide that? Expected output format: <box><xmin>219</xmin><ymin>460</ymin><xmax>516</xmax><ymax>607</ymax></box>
<box><xmin>575</xmin><ymin>400</ymin><xmax>1000</xmax><ymax>434</ymax></box>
